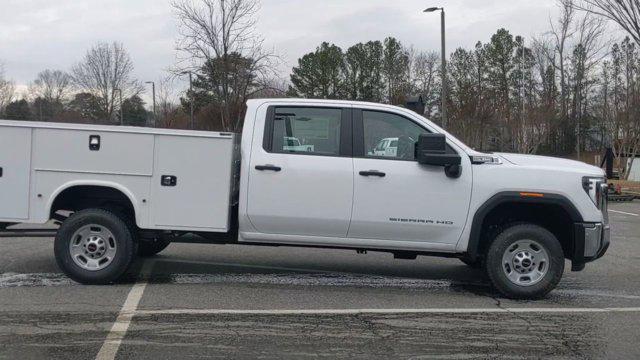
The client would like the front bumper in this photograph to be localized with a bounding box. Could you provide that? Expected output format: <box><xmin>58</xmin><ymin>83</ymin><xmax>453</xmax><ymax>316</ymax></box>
<box><xmin>571</xmin><ymin>222</ymin><xmax>610</xmax><ymax>271</ymax></box>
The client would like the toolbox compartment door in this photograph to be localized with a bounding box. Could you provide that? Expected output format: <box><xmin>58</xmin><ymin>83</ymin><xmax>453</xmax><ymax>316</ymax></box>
<box><xmin>0</xmin><ymin>127</ymin><xmax>32</xmax><ymax>220</ymax></box>
<box><xmin>151</xmin><ymin>135</ymin><xmax>234</xmax><ymax>231</ymax></box>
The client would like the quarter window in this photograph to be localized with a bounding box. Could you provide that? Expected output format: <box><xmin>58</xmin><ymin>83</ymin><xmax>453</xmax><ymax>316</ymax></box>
<box><xmin>270</xmin><ymin>107</ymin><xmax>342</xmax><ymax>156</ymax></box>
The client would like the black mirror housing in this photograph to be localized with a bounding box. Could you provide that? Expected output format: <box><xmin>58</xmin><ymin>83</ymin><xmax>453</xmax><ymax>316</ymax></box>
<box><xmin>416</xmin><ymin>133</ymin><xmax>461</xmax><ymax>166</ymax></box>
<box><xmin>418</xmin><ymin>133</ymin><xmax>446</xmax><ymax>154</ymax></box>
<box><xmin>415</xmin><ymin>133</ymin><xmax>462</xmax><ymax>178</ymax></box>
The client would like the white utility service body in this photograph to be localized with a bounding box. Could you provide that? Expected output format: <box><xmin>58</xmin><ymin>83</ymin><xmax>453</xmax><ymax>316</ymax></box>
<box><xmin>0</xmin><ymin>122</ymin><xmax>239</xmax><ymax>232</ymax></box>
<box><xmin>0</xmin><ymin>98</ymin><xmax>610</xmax><ymax>299</ymax></box>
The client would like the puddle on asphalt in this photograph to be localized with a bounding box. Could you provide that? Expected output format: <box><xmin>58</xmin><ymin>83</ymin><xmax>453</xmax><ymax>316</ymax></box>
<box><xmin>151</xmin><ymin>272</ymin><xmax>474</xmax><ymax>290</ymax></box>
<box><xmin>0</xmin><ymin>273</ymin><xmax>74</xmax><ymax>288</ymax></box>
<box><xmin>1</xmin><ymin>272</ymin><xmax>639</xmax><ymax>302</ymax></box>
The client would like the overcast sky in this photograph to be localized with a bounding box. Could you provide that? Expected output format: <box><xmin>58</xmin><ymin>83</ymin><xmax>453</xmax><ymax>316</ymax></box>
<box><xmin>0</xmin><ymin>0</ymin><xmax>574</xmax><ymax>100</ymax></box>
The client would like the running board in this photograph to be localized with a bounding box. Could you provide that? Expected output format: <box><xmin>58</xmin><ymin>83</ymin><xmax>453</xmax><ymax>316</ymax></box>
<box><xmin>0</xmin><ymin>228</ymin><xmax>57</xmax><ymax>238</ymax></box>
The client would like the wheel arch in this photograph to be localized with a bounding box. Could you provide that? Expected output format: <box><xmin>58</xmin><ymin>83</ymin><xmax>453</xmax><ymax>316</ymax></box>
<box><xmin>47</xmin><ymin>181</ymin><xmax>142</xmax><ymax>227</ymax></box>
<box><xmin>466</xmin><ymin>192</ymin><xmax>583</xmax><ymax>261</ymax></box>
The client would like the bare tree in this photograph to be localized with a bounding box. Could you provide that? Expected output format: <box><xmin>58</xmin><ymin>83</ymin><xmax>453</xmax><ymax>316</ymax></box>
<box><xmin>155</xmin><ymin>76</ymin><xmax>181</xmax><ymax>128</ymax></box>
<box><xmin>570</xmin><ymin>12</ymin><xmax>607</xmax><ymax>157</ymax></box>
<box><xmin>574</xmin><ymin>0</ymin><xmax>640</xmax><ymax>45</ymax></box>
<box><xmin>172</xmin><ymin>0</ymin><xmax>277</xmax><ymax>131</ymax></box>
<box><xmin>0</xmin><ymin>63</ymin><xmax>15</xmax><ymax>115</ymax></box>
<box><xmin>412</xmin><ymin>51</ymin><xmax>440</xmax><ymax>115</ymax></box>
<box><xmin>29</xmin><ymin>69</ymin><xmax>72</xmax><ymax>104</ymax></box>
<box><xmin>550</xmin><ymin>0</ymin><xmax>576</xmax><ymax>121</ymax></box>
<box><xmin>71</xmin><ymin>42</ymin><xmax>143</xmax><ymax>122</ymax></box>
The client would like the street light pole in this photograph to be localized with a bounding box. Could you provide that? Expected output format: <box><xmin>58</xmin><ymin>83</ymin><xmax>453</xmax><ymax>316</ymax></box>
<box><xmin>424</xmin><ymin>7</ymin><xmax>447</xmax><ymax>129</ymax></box>
<box><xmin>146</xmin><ymin>81</ymin><xmax>156</xmax><ymax>127</ymax></box>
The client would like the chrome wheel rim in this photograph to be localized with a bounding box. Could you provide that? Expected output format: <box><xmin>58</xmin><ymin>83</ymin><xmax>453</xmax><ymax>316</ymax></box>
<box><xmin>69</xmin><ymin>224</ymin><xmax>117</xmax><ymax>271</ymax></box>
<box><xmin>501</xmin><ymin>239</ymin><xmax>549</xmax><ymax>287</ymax></box>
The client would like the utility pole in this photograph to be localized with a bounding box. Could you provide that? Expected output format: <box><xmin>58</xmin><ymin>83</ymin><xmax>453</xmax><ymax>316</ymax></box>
<box><xmin>424</xmin><ymin>7</ymin><xmax>447</xmax><ymax>129</ymax></box>
<box><xmin>181</xmin><ymin>71</ymin><xmax>195</xmax><ymax>129</ymax></box>
<box><xmin>146</xmin><ymin>81</ymin><xmax>156</xmax><ymax>127</ymax></box>
<box><xmin>114</xmin><ymin>89</ymin><xmax>123</xmax><ymax>125</ymax></box>
<box><xmin>189</xmin><ymin>72</ymin><xmax>194</xmax><ymax>130</ymax></box>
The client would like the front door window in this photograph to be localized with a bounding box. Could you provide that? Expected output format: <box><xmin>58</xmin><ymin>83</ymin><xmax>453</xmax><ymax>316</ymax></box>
<box><xmin>363</xmin><ymin>110</ymin><xmax>427</xmax><ymax>161</ymax></box>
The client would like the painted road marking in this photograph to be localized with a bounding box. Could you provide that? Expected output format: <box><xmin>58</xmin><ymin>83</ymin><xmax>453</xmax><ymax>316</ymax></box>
<box><xmin>610</xmin><ymin>209</ymin><xmax>639</xmax><ymax>217</ymax></box>
<box><xmin>135</xmin><ymin>307</ymin><xmax>640</xmax><ymax>316</ymax></box>
<box><xmin>95</xmin><ymin>261</ymin><xmax>154</xmax><ymax>360</ymax></box>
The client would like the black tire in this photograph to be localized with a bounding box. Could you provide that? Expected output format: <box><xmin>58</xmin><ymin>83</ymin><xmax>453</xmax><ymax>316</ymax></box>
<box><xmin>54</xmin><ymin>208</ymin><xmax>137</xmax><ymax>285</ymax></box>
<box><xmin>460</xmin><ymin>256</ymin><xmax>483</xmax><ymax>269</ymax></box>
<box><xmin>485</xmin><ymin>223</ymin><xmax>564</xmax><ymax>299</ymax></box>
<box><xmin>138</xmin><ymin>237</ymin><xmax>171</xmax><ymax>257</ymax></box>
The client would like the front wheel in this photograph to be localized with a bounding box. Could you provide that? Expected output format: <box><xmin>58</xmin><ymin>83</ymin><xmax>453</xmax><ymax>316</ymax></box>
<box><xmin>485</xmin><ymin>224</ymin><xmax>564</xmax><ymax>299</ymax></box>
<box><xmin>54</xmin><ymin>209</ymin><xmax>137</xmax><ymax>284</ymax></box>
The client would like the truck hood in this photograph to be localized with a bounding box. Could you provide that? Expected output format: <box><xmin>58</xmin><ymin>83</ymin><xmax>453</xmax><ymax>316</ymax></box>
<box><xmin>496</xmin><ymin>153</ymin><xmax>605</xmax><ymax>176</ymax></box>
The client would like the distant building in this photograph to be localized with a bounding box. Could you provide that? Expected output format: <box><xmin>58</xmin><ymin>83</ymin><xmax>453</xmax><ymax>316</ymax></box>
<box><xmin>627</xmin><ymin>157</ymin><xmax>640</xmax><ymax>181</ymax></box>
<box><xmin>405</xmin><ymin>95</ymin><xmax>425</xmax><ymax>115</ymax></box>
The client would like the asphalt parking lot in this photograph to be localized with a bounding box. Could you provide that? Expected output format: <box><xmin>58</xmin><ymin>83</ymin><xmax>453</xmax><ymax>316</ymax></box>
<box><xmin>0</xmin><ymin>201</ymin><xmax>639</xmax><ymax>359</ymax></box>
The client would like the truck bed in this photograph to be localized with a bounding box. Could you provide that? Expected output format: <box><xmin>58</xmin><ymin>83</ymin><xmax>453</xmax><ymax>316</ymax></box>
<box><xmin>0</xmin><ymin>120</ymin><xmax>239</xmax><ymax>232</ymax></box>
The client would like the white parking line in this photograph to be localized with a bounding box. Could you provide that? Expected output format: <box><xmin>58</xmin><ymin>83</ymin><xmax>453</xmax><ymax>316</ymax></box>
<box><xmin>610</xmin><ymin>209</ymin><xmax>639</xmax><ymax>217</ymax></box>
<box><xmin>95</xmin><ymin>261</ymin><xmax>154</xmax><ymax>360</ymax></box>
<box><xmin>135</xmin><ymin>307</ymin><xmax>640</xmax><ymax>316</ymax></box>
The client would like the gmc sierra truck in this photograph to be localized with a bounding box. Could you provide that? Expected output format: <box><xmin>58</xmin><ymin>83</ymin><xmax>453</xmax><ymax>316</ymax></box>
<box><xmin>0</xmin><ymin>99</ymin><xmax>610</xmax><ymax>299</ymax></box>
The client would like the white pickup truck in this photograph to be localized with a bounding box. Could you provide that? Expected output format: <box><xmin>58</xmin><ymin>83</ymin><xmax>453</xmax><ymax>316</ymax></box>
<box><xmin>0</xmin><ymin>99</ymin><xmax>609</xmax><ymax>299</ymax></box>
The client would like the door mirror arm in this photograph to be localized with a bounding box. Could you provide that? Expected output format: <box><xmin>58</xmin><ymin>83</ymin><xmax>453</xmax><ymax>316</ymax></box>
<box><xmin>444</xmin><ymin>164</ymin><xmax>462</xmax><ymax>179</ymax></box>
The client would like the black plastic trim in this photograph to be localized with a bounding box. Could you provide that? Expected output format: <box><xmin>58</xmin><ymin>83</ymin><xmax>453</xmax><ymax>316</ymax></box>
<box><xmin>572</xmin><ymin>223</ymin><xmax>587</xmax><ymax>267</ymax></box>
<box><xmin>255</xmin><ymin>165</ymin><xmax>282</xmax><ymax>172</ymax></box>
<box><xmin>466</xmin><ymin>191</ymin><xmax>584</xmax><ymax>260</ymax></box>
<box><xmin>359</xmin><ymin>170</ymin><xmax>386</xmax><ymax>177</ymax></box>
<box><xmin>262</xmin><ymin>106</ymin><xmax>276</xmax><ymax>152</ymax></box>
<box><xmin>352</xmin><ymin>109</ymin><xmax>365</xmax><ymax>157</ymax></box>
<box><xmin>572</xmin><ymin>222</ymin><xmax>610</xmax><ymax>270</ymax></box>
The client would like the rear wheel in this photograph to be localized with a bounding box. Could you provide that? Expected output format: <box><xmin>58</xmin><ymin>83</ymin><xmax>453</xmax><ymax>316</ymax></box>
<box><xmin>54</xmin><ymin>209</ymin><xmax>137</xmax><ymax>284</ymax></box>
<box><xmin>485</xmin><ymin>224</ymin><xmax>564</xmax><ymax>299</ymax></box>
<box><xmin>138</xmin><ymin>237</ymin><xmax>171</xmax><ymax>257</ymax></box>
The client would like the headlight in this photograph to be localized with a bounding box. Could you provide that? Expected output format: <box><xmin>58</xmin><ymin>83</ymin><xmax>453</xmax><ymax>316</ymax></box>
<box><xmin>582</xmin><ymin>177</ymin><xmax>607</xmax><ymax>209</ymax></box>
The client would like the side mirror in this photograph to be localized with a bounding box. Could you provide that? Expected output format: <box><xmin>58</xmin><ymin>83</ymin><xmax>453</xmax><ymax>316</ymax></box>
<box><xmin>415</xmin><ymin>133</ymin><xmax>462</xmax><ymax>178</ymax></box>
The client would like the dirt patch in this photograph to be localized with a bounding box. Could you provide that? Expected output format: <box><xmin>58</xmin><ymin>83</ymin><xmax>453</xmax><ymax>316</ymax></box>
<box><xmin>609</xmin><ymin>180</ymin><xmax>640</xmax><ymax>195</ymax></box>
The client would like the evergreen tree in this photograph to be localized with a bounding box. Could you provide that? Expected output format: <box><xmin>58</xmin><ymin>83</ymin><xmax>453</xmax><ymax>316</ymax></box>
<box><xmin>5</xmin><ymin>99</ymin><xmax>31</xmax><ymax>120</ymax></box>
<box><xmin>122</xmin><ymin>95</ymin><xmax>148</xmax><ymax>127</ymax></box>
<box><xmin>343</xmin><ymin>41</ymin><xmax>385</xmax><ymax>102</ymax></box>
<box><xmin>289</xmin><ymin>42</ymin><xmax>345</xmax><ymax>99</ymax></box>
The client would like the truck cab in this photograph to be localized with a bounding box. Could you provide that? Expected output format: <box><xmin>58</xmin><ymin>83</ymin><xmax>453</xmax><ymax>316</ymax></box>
<box><xmin>0</xmin><ymin>98</ymin><xmax>610</xmax><ymax>299</ymax></box>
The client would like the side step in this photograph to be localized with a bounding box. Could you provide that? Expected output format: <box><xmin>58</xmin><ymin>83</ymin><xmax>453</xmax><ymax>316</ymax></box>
<box><xmin>0</xmin><ymin>229</ymin><xmax>58</xmax><ymax>238</ymax></box>
<box><xmin>393</xmin><ymin>251</ymin><xmax>418</xmax><ymax>260</ymax></box>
